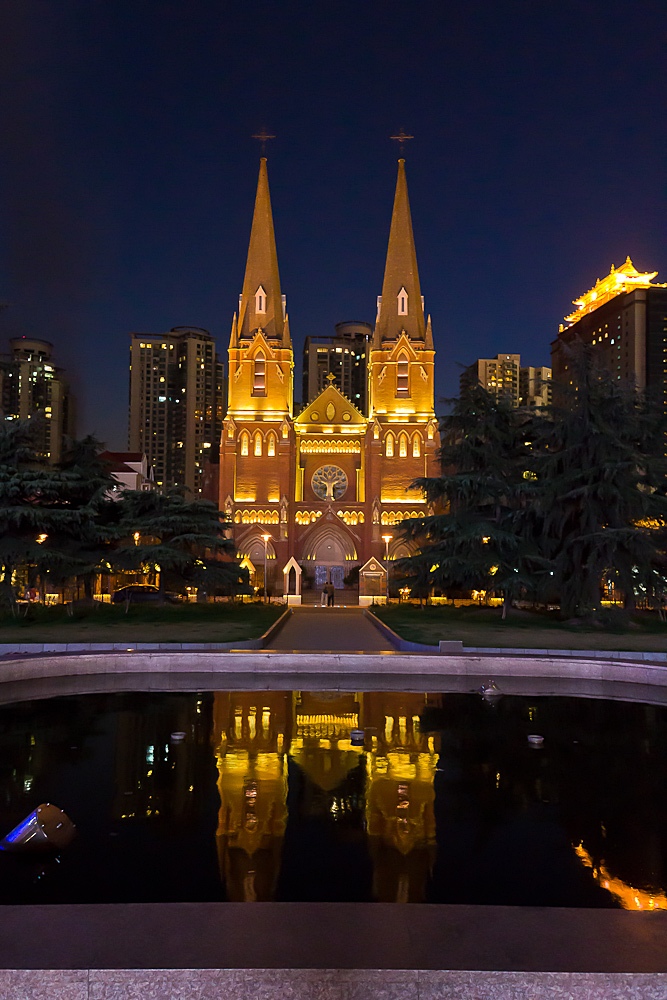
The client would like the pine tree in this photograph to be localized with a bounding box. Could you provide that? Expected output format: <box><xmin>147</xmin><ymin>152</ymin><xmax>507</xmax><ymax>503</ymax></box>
<box><xmin>534</xmin><ymin>355</ymin><xmax>667</xmax><ymax>617</ymax></box>
<box><xmin>398</xmin><ymin>386</ymin><xmax>543</xmax><ymax>616</ymax></box>
<box><xmin>36</xmin><ymin>437</ymin><xmax>123</xmax><ymax>600</ymax></box>
<box><xmin>0</xmin><ymin>421</ymin><xmax>83</xmax><ymax>609</ymax></box>
<box><xmin>114</xmin><ymin>490</ymin><xmax>247</xmax><ymax>597</ymax></box>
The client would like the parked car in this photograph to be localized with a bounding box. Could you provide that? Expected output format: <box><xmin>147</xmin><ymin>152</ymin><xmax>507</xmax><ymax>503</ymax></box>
<box><xmin>112</xmin><ymin>585</ymin><xmax>179</xmax><ymax>605</ymax></box>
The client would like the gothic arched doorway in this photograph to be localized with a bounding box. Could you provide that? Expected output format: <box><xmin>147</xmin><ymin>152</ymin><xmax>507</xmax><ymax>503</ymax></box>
<box><xmin>301</xmin><ymin>522</ymin><xmax>357</xmax><ymax>593</ymax></box>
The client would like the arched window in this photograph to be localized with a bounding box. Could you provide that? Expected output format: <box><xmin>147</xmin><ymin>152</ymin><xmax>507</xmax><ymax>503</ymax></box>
<box><xmin>399</xmin><ymin>432</ymin><xmax>408</xmax><ymax>457</ymax></box>
<box><xmin>396</xmin><ymin>353</ymin><xmax>409</xmax><ymax>396</ymax></box>
<box><xmin>240</xmin><ymin>431</ymin><xmax>249</xmax><ymax>457</ymax></box>
<box><xmin>267</xmin><ymin>432</ymin><xmax>276</xmax><ymax>457</ymax></box>
<box><xmin>255</xmin><ymin>285</ymin><xmax>266</xmax><ymax>314</ymax></box>
<box><xmin>412</xmin><ymin>433</ymin><xmax>421</xmax><ymax>458</ymax></box>
<box><xmin>253</xmin><ymin>352</ymin><xmax>266</xmax><ymax>396</ymax></box>
<box><xmin>385</xmin><ymin>432</ymin><xmax>394</xmax><ymax>457</ymax></box>
<box><xmin>254</xmin><ymin>431</ymin><xmax>263</xmax><ymax>457</ymax></box>
<box><xmin>397</xmin><ymin>286</ymin><xmax>408</xmax><ymax>316</ymax></box>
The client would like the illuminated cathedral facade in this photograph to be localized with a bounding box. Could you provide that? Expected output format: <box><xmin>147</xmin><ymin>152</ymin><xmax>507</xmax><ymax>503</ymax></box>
<box><xmin>219</xmin><ymin>157</ymin><xmax>440</xmax><ymax>597</ymax></box>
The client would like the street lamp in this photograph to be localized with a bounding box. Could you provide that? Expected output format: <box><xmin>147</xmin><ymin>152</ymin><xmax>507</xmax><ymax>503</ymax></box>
<box><xmin>261</xmin><ymin>534</ymin><xmax>271</xmax><ymax>604</ymax></box>
<box><xmin>382</xmin><ymin>533</ymin><xmax>393</xmax><ymax>604</ymax></box>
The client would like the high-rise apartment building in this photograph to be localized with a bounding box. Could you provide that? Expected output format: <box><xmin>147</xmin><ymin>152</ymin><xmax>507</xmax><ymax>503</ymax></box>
<box><xmin>0</xmin><ymin>337</ymin><xmax>74</xmax><ymax>463</ymax></box>
<box><xmin>461</xmin><ymin>354</ymin><xmax>521</xmax><ymax>405</ymax></box>
<box><xmin>551</xmin><ymin>257</ymin><xmax>667</xmax><ymax>404</ymax></box>
<box><xmin>128</xmin><ymin>326</ymin><xmax>225</xmax><ymax>495</ymax></box>
<box><xmin>519</xmin><ymin>366</ymin><xmax>552</xmax><ymax>408</ymax></box>
<box><xmin>461</xmin><ymin>353</ymin><xmax>552</xmax><ymax>409</ymax></box>
<box><xmin>302</xmin><ymin>321</ymin><xmax>372</xmax><ymax>412</ymax></box>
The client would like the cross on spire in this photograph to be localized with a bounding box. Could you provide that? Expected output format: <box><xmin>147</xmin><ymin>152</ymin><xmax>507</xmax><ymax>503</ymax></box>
<box><xmin>251</xmin><ymin>129</ymin><xmax>276</xmax><ymax>156</ymax></box>
<box><xmin>390</xmin><ymin>129</ymin><xmax>414</xmax><ymax>156</ymax></box>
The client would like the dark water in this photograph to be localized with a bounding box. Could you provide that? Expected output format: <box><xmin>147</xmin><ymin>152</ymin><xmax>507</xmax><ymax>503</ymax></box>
<box><xmin>0</xmin><ymin>689</ymin><xmax>665</xmax><ymax>908</ymax></box>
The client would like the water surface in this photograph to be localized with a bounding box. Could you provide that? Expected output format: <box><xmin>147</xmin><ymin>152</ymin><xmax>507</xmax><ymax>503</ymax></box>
<box><xmin>0</xmin><ymin>689</ymin><xmax>665</xmax><ymax>908</ymax></box>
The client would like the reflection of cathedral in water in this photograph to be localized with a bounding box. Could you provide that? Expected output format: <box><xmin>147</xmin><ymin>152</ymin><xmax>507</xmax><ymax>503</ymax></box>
<box><xmin>212</xmin><ymin>690</ymin><xmax>442</xmax><ymax>902</ymax></box>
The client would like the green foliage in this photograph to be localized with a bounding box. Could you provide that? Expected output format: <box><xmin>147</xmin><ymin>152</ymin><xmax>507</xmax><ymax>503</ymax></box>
<box><xmin>0</xmin><ymin>420</ymin><xmax>248</xmax><ymax>605</ymax></box>
<box><xmin>398</xmin><ymin>386</ymin><xmax>542</xmax><ymax>612</ymax></box>
<box><xmin>35</xmin><ymin>437</ymin><xmax>123</xmax><ymax>596</ymax></box>
<box><xmin>396</xmin><ymin>358</ymin><xmax>667</xmax><ymax>619</ymax></box>
<box><xmin>0</xmin><ymin>422</ymin><xmax>84</xmax><ymax>607</ymax></box>
<box><xmin>113</xmin><ymin>489</ymin><xmax>248</xmax><ymax>595</ymax></box>
<box><xmin>533</xmin><ymin>355</ymin><xmax>667</xmax><ymax>617</ymax></box>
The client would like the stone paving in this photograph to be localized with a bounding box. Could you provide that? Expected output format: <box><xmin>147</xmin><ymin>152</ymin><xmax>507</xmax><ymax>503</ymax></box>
<box><xmin>266</xmin><ymin>607</ymin><xmax>395</xmax><ymax>651</ymax></box>
<box><xmin>2</xmin><ymin>968</ymin><xmax>666</xmax><ymax>999</ymax></box>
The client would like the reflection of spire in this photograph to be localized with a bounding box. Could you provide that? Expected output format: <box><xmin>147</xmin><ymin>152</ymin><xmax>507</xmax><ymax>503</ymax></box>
<box><xmin>213</xmin><ymin>692</ymin><xmax>290</xmax><ymax>901</ymax></box>
<box><xmin>364</xmin><ymin>693</ymin><xmax>440</xmax><ymax>901</ymax></box>
<box><xmin>574</xmin><ymin>843</ymin><xmax>667</xmax><ymax>910</ymax></box>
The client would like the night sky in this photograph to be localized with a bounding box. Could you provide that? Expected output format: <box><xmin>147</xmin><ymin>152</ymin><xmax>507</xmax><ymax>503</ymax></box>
<box><xmin>1</xmin><ymin>0</ymin><xmax>665</xmax><ymax>448</ymax></box>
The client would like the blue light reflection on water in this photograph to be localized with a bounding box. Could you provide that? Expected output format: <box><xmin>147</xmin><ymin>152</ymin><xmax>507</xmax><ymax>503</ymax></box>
<box><xmin>0</xmin><ymin>689</ymin><xmax>665</xmax><ymax>908</ymax></box>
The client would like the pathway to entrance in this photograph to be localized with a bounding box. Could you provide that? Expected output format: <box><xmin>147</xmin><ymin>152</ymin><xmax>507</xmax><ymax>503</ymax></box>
<box><xmin>267</xmin><ymin>606</ymin><xmax>395</xmax><ymax>651</ymax></box>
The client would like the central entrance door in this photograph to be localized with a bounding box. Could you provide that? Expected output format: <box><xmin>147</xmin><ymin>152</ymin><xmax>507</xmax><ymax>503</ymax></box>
<box><xmin>313</xmin><ymin>534</ymin><xmax>347</xmax><ymax>594</ymax></box>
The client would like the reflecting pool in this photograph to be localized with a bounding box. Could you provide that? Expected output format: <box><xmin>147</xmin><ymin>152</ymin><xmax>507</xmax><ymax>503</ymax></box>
<box><xmin>0</xmin><ymin>689</ymin><xmax>665</xmax><ymax>907</ymax></box>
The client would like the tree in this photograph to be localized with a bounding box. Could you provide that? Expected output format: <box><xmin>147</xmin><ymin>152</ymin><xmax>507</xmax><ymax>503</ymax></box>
<box><xmin>534</xmin><ymin>354</ymin><xmax>667</xmax><ymax>617</ymax></box>
<box><xmin>36</xmin><ymin>437</ymin><xmax>123</xmax><ymax>600</ymax></box>
<box><xmin>0</xmin><ymin>420</ymin><xmax>84</xmax><ymax>609</ymax></box>
<box><xmin>398</xmin><ymin>386</ymin><xmax>543</xmax><ymax>616</ymax></box>
<box><xmin>114</xmin><ymin>490</ymin><xmax>247</xmax><ymax>597</ymax></box>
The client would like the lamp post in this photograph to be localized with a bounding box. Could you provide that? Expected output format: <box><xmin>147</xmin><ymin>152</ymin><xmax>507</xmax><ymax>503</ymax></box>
<box><xmin>261</xmin><ymin>534</ymin><xmax>271</xmax><ymax>604</ymax></box>
<box><xmin>382</xmin><ymin>533</ymin><xmax>393</xmax><ymax>604</ymax></box>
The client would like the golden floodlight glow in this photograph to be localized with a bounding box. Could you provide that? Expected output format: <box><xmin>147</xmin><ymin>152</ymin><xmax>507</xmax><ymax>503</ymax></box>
<box><xmin>564</xmin><ymin>256</ymin><xmax>666</xmax><ymax>325</ymax></box>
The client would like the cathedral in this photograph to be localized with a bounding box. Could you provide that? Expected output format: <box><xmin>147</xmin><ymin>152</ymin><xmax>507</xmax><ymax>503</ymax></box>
<box><xmin>219</xmin><ymin>157</ymin><xmax>440</xmax><ymax>601</ymax></box>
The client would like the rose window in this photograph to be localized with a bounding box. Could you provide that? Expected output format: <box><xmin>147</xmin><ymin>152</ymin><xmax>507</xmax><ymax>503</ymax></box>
<box><xmin>311</xmin><ymin>465</ymin><xmax>348</xmax><ymax>501</ymax></box>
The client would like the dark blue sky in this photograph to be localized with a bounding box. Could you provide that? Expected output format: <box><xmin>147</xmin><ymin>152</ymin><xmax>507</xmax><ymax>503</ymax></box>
<box><xmin>1</xmin><ymin>0</ymin><xmax>665</xmax><ymax>448</ymax></box>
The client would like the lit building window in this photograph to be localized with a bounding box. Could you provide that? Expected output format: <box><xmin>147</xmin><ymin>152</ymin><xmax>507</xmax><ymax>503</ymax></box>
<box><xmin>267</xmin><ymin>433</ymin><xmax>276</xmax><ymax>457</ymax></box>
<box><xmin>412</xmin><ymin>434</ymin><xmax>421</xmax><ymax>457</ymax></box>
<box><xmin>399</xmin><ymin>432</ymin><xmax>408</xmax><ymax>457</ymax></box>
<box><xmin>396</xmin><ymin>354</ymin><xmax>409</xmax><ymax>396</ymax></box>
<box><xmin>385</xmin><ymin>433</ymin><xmax>394</xmax><ymax>457</ymax></box>
<box><xmin>240</xmin><ymin>432</ymin><xmax>249</xmax><ymax>456</ymax></box>
<box><xmin>254</xmin><ymin>431</ymin><xmax>263</xmax><ymax>457</ymax></box>
<box><xmin>253</xmin><ymin>353</ymin><xmax>266</xmax><ymax>396</ymax></box>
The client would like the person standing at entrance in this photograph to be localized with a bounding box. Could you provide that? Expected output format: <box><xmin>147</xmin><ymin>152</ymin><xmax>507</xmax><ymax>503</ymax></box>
<box><xmin>320</xmin><ymin>581</ymin><xmax>328</xmax><ymax>606</ymax></box>
<box><xmin>326</xmin><ymin>581</ymin><xmax>335</xmax><ymax>606</ymax></box>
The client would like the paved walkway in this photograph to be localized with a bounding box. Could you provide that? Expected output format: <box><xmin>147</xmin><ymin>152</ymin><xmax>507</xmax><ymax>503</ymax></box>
<box><xmin>267</xmin><ymin>606</ymin><xmax>395</xmax><ymax>651</ymax></box>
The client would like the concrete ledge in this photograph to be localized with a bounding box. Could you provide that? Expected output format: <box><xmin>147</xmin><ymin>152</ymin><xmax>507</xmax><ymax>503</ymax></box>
<box><xmin>0</xmin><ymin>902</ymin><xmax>666</xmax><ymax>975</ymax></box>
<box><xmin>1</xmin><ymin>649</ymin><xmax>667</xmax><ymax>687</ymax></box>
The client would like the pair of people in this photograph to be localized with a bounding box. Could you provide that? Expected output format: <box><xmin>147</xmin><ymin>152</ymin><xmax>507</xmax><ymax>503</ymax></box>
<box><xmin>320</xmin><ymin>581</ymin><xmax>335</xmax><ymax>606</ymax></box>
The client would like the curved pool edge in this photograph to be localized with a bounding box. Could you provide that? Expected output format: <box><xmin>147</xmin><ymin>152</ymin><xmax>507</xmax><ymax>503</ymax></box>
<box><xmin>1</xmin><ymin>650</ymin><xmax>667</xmax><ymax>709</ymax></box>
<box><xmin>0</xmin><ymin>648</ymin><xmax>666</xmax><ymax>686</ymax></box>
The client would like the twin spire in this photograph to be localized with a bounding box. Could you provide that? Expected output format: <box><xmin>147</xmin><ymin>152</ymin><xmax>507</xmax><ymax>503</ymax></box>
<box><xmin>233</xmin><ymin>155</ymin><xmax>428</xmax><ymax>349</ymax></box>
<box><xmin>235</xmin><ymin>157</ymin><xmax>288</xmax><ymax>345</ymax></box>
<box><xmin>374</xmin><ymin>158</ymin><xmax>426</xmax><ymax>346</ymax></box>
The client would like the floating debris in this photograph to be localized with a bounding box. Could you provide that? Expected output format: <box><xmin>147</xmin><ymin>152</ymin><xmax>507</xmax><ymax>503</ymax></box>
<box><xmin>1</xmin><ymin>804</ymin><xmax>76</xmax><ymax>852</ymax></box>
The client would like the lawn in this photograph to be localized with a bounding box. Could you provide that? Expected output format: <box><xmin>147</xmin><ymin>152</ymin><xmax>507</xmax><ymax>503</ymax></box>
<box><xmin>0</xmin><ymin>601</ymin><xmax>285</xmax><ymax>644</ymax></box>
<box><xmin>372</xmin><ymin>603</ymin><xmax>667</xmax><ymax>652</ymax></box>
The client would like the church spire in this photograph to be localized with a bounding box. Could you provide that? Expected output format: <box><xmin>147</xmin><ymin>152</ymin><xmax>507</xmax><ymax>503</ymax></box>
<box><xmin>374</xmin><ymin>158</ymin><xmax>425</xmax><ymax>345</ymax></box>
<box><xmin>235</xmin><ymin>157</ymin><xmax>288</xmax><ymax>345</ymax></box>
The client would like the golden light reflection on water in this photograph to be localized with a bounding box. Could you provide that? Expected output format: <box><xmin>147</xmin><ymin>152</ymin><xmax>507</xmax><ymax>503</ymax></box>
<box><xmin>213</xmin><ymin>691</ymin><xmax>440</xmax><ymax>901</ymax></box>
<box><xmin>574</xmin><ymin>843</ymin><xmax>667</xmax><ymax>911</ymax></box>
<box><xmin>211</xmin><ymin>691</ymin><xmax>667</xmax><ymax>906</ymax></box>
